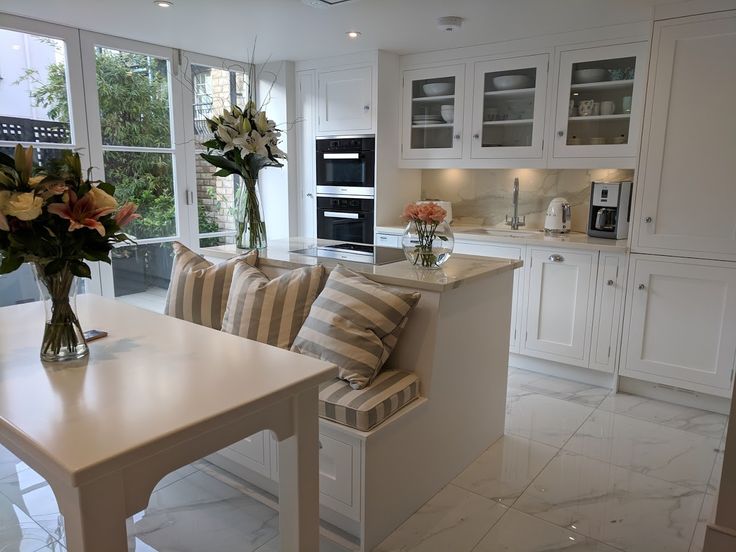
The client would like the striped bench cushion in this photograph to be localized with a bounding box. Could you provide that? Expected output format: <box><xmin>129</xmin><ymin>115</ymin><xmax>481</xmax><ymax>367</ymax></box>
<box><xmin>319</xmin><ymin>370</ymin><xmax>420</xmax><ymax>431</ymax></box>
<box><xmin>165</xmin><ymin>242</ymin><xmax>257</xmax><ymax>330</ymax></box>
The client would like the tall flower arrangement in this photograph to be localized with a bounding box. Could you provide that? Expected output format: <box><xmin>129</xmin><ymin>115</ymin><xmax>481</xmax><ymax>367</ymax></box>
<box><xmin>200</xmin><ymin>99</ymin><xmax>285</xmax><ymax>249</ymax></box>
<box><xmin>0</xmin><ymin>145</ymin><xmax>139</xmax><ymax>360</ymax></box>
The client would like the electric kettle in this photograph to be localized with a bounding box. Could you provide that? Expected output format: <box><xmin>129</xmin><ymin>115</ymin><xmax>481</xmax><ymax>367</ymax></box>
<box><xmin>544</xmin><ymin>197</ymin><xmax>572</xmax><ymax>234</ymax></box>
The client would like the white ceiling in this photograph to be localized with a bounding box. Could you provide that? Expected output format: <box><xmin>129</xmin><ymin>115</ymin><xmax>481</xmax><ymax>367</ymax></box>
<box><xmin>2</xmin><ymin>0</ymin><xmax>678</xmax><ymax>63</ymax></box>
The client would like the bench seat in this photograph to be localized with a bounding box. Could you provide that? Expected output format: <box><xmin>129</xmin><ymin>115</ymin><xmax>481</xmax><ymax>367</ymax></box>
<box><xmin>318</xmin><ymin>370</ymin><xmax>419</xmax><ymax>431</ymax></box>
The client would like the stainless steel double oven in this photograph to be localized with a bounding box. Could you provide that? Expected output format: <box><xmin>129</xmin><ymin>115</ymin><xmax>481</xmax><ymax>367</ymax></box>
<box><xmin>316</xmin><ymin>136</ymin><xmax>374</xmax><ymax>244</ymax></box>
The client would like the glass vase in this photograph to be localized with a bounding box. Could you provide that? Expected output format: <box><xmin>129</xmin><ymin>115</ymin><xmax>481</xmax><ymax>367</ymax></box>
<box><xmin>33</xmin><ymin>264</ymin><xmax>89</xmax><ymax>363</ymax></box>
<box><xmin>234</xmin><ymin>177</ymin><xmax>267</xmax><ymax>250</ymax></box>
<box><xmin>402</xmin><ymin>220</ymin><xmax>455</xmax><ymax>269</ymax></box>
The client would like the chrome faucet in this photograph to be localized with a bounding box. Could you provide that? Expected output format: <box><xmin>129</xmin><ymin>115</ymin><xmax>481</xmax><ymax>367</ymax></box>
<box><xmin>505</xmin><ymin>177</ymin><xmax>526</xmax><ymax>230</ymax></box>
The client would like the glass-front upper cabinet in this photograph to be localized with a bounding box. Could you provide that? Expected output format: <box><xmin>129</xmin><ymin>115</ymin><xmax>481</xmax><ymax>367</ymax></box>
<box><xmin>402</xmin><ymin>65</ymin><xmax>465</xmax><ymax>159</ymax></box>
<box><xmin>553</xmin><ymin>42</ymin><xmax>648</xmax><ymax>160</ymax></box>
<box><xmin>470</xmin><ymin>54</ymin><xmax>548</xmax><ymax>159</ymax></box>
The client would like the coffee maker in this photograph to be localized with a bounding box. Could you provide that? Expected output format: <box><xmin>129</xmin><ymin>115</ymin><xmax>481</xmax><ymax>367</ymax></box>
<box><xmin>587</xmin><ymin>181</ymin><xmax>633</xmax><ymax>239</ymax></box>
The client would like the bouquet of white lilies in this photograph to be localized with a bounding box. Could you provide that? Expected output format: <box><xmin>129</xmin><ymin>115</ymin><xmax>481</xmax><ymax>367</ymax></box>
<box><xmin>200</xmin><ymin>100</ymin><xmax>285</xmax><ymax>250</ymax></box>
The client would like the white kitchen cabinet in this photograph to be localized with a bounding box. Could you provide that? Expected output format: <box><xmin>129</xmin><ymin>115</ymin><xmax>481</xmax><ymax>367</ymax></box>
<box><xmin>522</xmin><ymin>247</ymin><xmax>597</xmax><ymax>367</ymax></box>
<box><xmin>551</xmin><ymin>42</ymin><xmax>648</xmax><ymax>164</ymax></box>
<box><xmin>621</xmin><ymin>255</ymin><xmax>736</xmax><ymax>397</ymax></box>
<box><xmin>589</xmin><ymin>253</ymin><xmax>626</xmax><ymax>373</ymax></box>
<box><xmin>470</xmin><ymin>54</ymin><xmax>549</xmax><ymax>160</ymax></box>
<box><xmin>633</xmin><ymin>12</ymin><xmax>736</xmax><ymax>261</ymax></box>
<box><xmin>401</xmin><ymin>64</ymin><xmax>466</xmax><ymax>159</ymax></box>
<box><xmin>296</xmin><ymin>70</ymin><xmax>317</xmax><ymax>238</ymax></box>
<box><xmin>454</xmin><ymin>241</ymin><xmax>524</xmax><ymax>352</ymax></box>
<box><xmin>219</xmin><ymin>431</ymin><xmax>272</xmax><ymax>479</ymax></box>
<box><xmin>375</xmin><ymin>232</ymin><xmax>401</xmax><ymax>249</ymax></box>
<box><xmin>317</xmin><ymin>66</ymin><xmax>374</xmax><ymax>135</ymax></box>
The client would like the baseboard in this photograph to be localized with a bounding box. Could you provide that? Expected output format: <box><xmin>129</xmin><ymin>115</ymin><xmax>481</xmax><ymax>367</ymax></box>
<box><xmin>509</xmin><ymin>353</ymin><xmax>616</xmax><ymax>388</ymax></box>
<box><xmin>618</xmin><ymin>376</ymin><xmax>731</xmax><ymax>415</ymax></box>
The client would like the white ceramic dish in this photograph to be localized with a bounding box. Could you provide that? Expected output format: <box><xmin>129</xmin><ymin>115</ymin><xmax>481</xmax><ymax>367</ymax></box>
<box><xmin>422</xmin><ymin>83</ymin><xmax>453</xmax><ymax>96</ymax></box>
<box><xmin>440</xmin><ymin>105</ymin><xmax>454</xmax><ymax>123</ymax></box>
<box><xmin>492</xmin><ymin>75</ymin><xmax>531</xmax><ymax>90</ymax></box>
<box><xmin>573</xmin><ymin>68</ymin><xmax>607</xmax><ymax>84</ymax></box>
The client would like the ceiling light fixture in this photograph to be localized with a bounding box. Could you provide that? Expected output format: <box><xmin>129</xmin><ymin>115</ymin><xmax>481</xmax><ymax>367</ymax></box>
<box><xmin>346</xmin><ymin>31</ymin><xmax>361</xmax><ymax>39</ymax></box>
<box><xmin>437</xmin><ymin>16</ymin><xmax>464</xmax><ymax>32</ymax></box>
<box><xmin>154</xmin><ymin>1</ymin><xmax>173</xmax><ymax>7</ymax></box>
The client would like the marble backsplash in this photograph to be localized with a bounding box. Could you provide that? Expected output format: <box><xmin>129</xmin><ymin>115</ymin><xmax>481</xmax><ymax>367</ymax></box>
<box><xmin>421</xmin><ymin>168</ymin><xmax>635</xmax><ymax>233</ymax></box>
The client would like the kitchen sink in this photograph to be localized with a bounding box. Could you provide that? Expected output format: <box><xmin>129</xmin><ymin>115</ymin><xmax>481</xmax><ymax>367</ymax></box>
<box><xmin>461</xmin><ymin>228</ymin><xmax>545</xmax><ymax>239</ymax></box>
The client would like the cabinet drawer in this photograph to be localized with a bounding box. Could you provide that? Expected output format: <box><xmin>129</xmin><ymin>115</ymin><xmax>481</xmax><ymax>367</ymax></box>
<box><xmin>229</xmin><ymin>431</ymin><xmax>271</xmax><ymax>478</ymax></box>
<box><xmin>319</xmin><ymin>433</ymin><xmax>360</xmax><ymax>518</ymax></box>
<box><xmin>375</xmin><ymin>233</ymin><xmax>401</xmax><ymax>249</ymax></box>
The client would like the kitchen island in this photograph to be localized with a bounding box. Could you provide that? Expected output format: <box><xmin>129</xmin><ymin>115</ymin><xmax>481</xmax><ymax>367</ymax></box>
<box><xmin>200</xmin><ymin>239</ymin><xmax>522</xmax><ymax>551</ymax></box>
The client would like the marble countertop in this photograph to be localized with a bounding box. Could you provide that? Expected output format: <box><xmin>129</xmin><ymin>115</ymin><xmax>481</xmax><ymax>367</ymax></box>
<box><xmin>200</xmin><ymin>238</ymin><xmax>522</xmax><ymax>293</ymax></box>
<box><xmin>376</xmin><ymin>225</ymin><xmax>629</xmax><ymax>253</ymax></box>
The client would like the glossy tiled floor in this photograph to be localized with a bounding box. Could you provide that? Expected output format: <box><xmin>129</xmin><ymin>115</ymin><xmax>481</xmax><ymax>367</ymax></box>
<box><xmin>0</xmin><ymin>367</ymin><xmax>726</xmax><ymax>552</ymax></box>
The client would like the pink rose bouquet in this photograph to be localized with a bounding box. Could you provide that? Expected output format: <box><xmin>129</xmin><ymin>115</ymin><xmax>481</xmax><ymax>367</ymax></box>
<box><xmin>402</xmin><ymin>201</ymin><xmax>450</xmax><ymax>268</ymax></box>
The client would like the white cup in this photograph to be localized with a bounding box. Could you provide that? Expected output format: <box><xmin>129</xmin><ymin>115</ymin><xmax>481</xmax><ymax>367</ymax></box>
<box><xmin>600</xmin><ymin>101</ymin><xmax>615</xmax><ymax>116</ymax></box>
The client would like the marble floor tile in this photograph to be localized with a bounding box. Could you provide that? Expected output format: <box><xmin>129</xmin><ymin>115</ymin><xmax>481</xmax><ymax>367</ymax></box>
<box><xmin>129</xmin><ymin>470</ymin><xmax>278</xmax><ymax>552</ymax></box>
<box><xmin>597</xmin><ymin>393</ymin><xmax>727</xmax><ymax>438</ymax></box>
<box><xmin>689</xmin><ymin>493</ymin><xmax>716</xmax><ymax>552</ymax></box>
<box><xmin>374</xmin><ymin>484</ymin><xmax>507</xmax><ymax>552</ymax></box>
<box><xmin>515</xmin><ymin>451</ymin><xmax>704</xmax><ymax>552</ymax></box>
<box><xmin>254</xmin><ymin>535</ymin><xmax>354</xmax><ymax>551</ymax></box>
<box><xmin>564</xmin><ymin>410</ymin><xmax>720</xmax><ymax>491</ymax></box>
<box><xmin>707</xmin><ymin>438</ymin><xmax>725</xmax><ymax>495</ymax></box>
<box><xmin>506</xmin><ymin>394</ymin><xmax>593</xmax><ymax>448</ymax></box>
<box><xmin>507</xmin><ymin>369</ymin><xmax>610</xmax><ymax>408</ymax></box>
<box><xmin>472</xmin><ymin>507</ymin><xmax>620</xmax><ymax>552</ymax></box>
<box><xmin>0</xmin><ymin>490</ymin><xmax>64</xmax><ymax>552</ymax></box>
<box><xmin>452</xmin><ymin>435</ymin><xmax>559</xmax><ymax>505</ymax></box>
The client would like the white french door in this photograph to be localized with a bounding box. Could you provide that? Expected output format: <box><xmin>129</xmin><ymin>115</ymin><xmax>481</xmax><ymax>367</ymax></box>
<box><xmin>80</xmin><ymin>31</ymin><xmax>192</xmax><ymax>302</ymax></box>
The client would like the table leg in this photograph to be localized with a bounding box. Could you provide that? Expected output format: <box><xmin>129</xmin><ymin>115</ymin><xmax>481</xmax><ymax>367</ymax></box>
<box><xmin>278</xmin><ymin>387</ymin><xmax>320</xmax><ymax>552</ymax></box>
<box><xmin>57</xmin><ymin>472</ymin><xmax>129</xmax><ymax>552</ymax></box>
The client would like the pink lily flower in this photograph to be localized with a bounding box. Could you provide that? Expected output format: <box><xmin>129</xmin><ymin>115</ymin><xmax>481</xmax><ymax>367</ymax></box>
<box><xmin>47</xmin><ymin>190</ymin><xmax>115</xmax><ymax>237</ymax></box>
<box><xmin>114</xmin><ymin>202</ymin><xmax>141</xmax><ymax>227</ymax></box>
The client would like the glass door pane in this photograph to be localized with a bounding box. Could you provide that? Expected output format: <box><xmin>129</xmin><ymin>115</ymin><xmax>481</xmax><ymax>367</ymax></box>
<box><xmin>566</xmin><ymin>56</ymin><xmax>636</xmax><ymax>147</ymax></box>
<box><xmin>191</xmin><ymin>63</ymin><xmax>247</xmax><ymax>248</ymax></box>
<box><xmin>88</xmin><ymin>43</ymin><xmax>179</xmax><ymax>312</ymax></box>
<box><xmin>0</xmin><ymin>26</ymin><xmax>84</xmax><ymax>306</ymax></box>
<box><xmin>481</xmin><ymin>67</ymin><xmax>536</xmax><ymax>148</ymax></box>
<box><xmin>410</xmin><ymin>76</ymin><xmax>457</xmax><ymax>150</ymax></box>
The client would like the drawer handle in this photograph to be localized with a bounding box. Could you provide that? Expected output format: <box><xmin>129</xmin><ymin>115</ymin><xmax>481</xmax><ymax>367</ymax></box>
<box><xmin>607</xmin><ymin>279</ymin><xmax>615</xmax><ymax>286</ymax></box>
<box><xmin>638</xmin><ymin>283</ymin><xmax>646</xmax><ymax>290</ymax></box>
<box><xmin>548</xmin><ymin>254</ymin><xmax>564</xmax><ymax>262</ymax></box>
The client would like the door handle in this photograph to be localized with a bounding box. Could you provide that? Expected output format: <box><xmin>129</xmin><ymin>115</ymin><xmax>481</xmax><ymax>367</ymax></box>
<box><xmin>324</xmin><ymin>211</ymin><xmax>360</xmax><ymax>219</ymax></box>
<box><xmin>548</xmin><ymin>254</ymin><xmax>564</xmax><ymax>262</ymax></box>
<box><xmin>323</xmin><ymin>153</ymin><xmax>360</xmax><ymax>160</ymax></box>
<box><xmin>638</xmin><ymin>283</ymin><xmax>646</xmax><ymax>290</ymax></box>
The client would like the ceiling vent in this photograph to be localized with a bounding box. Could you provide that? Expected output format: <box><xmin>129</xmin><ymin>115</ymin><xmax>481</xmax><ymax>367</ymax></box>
<box><xmin>437</xmin><ymin>16</ymin><xmax>464</xmax><ymax>32</ymax></box>
<box><xmin>302</xmin><ymin>0</ymin><xmax>360</xmax><ymax>7</ymax></box>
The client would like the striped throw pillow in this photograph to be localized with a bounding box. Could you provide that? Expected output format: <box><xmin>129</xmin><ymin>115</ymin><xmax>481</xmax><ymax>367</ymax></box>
<box><xmin>164</xmin><ymin>242</ymin><xmax>257</xmax><ymax>330</ymax></box>
<box><xmin>291</xmin><ymin>265</ymin><xmax>421</xmax><ymax>390</ymax></box>
<box><xmin>221</xmin><ymin>264</ymin><xmax>326</xmax><ymax>349</ymax></box>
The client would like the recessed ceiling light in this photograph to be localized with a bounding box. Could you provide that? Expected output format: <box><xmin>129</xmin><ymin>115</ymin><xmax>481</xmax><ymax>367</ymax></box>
<box><xmin>154</xmin><ymin>1</ymin><xmax>173</xmax><ymax>7</ymax></box>
<box><xmin>346</xmin><ymin>31</ymin><xmax>361</xmax><ymax>39</ymax></box>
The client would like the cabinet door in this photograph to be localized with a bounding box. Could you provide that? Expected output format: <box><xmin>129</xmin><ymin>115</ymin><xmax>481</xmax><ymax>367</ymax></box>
<box><xmin>552</xmin><ymin>42</ymin><xmax>648</xmax><ymax>160</ymax></box>
<box><xmin>634</xmin><ymin>13</ymin><xmax>736</xmax><ymax>260</ymax></box>
<box><xmin>317</xmin><ymin>66</ymin><xmax>373</xmax><ymax>135</ymax></box>
<box><xmin>522</xmin><ymin>248</ymin><xmax>597</xmax><ymax>366</ymax></box>
<box><xmin>470</xmin><ymin>54</ymin><xmax>548</xmax><ymax>159</ymax></box>
<box><xmin>622</xmin><ymin>256</ymin><xmax>736</xmax><ymax>396</ymax></box>
<box><xmin>454</xmin><ymin>241</ymin><xmax>524</xmax><ymax>352</ymax></box>
<box><xmin>402</xmin><ymin>65</ymin><xmax>465</xmax><ymax>159</ymax></box>
<box><xmin>590</xmin><ymin>253</ymin><xmax>625</xmax><ymax>373</ymax></box>
<box><xmin>296</xmin><ymin>70</ymin><xmax>317</xmax><ymax>239</ymax></box>
<box><xmin>228</xmin><ymin>431</ymin><xmax>271</xmax><ymax>478</ymax></box>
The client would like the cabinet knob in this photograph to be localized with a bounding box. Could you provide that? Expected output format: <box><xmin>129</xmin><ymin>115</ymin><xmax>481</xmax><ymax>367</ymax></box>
<box><xmin>548</xmin><ymin>254</ymin><xmax>564</xmax><ymax>262</ymax></box>
<box><xmin>557</xmin><ymin>130</ymin><xmax>565</xmax><ymax>137</ymax></box>
<box><xmin>644</xmin><ymin>216</ymin><xmax>653</xmax><ymax>223</ymax></box>
<box><xmin>473</xmin><ymin>133</ymin><xmax>480</xmax><ymax>140</ymax></box>
<box><xmin>363</xmin><ymin>105</ymin><xmax>370</xmax><ymax>111</ymax></box>
<box><xmin>306</xmin><ymin>192</ymin><xmax>313</xmax><ymax>198</ymax></box>
<box><xmin>453</xmin><ymin>134</ymin><xmax>461</xmax><ymax>140</ymax></box>
<box><xmin>638</xmin><ymin>283</ymin><xmax>646</xmax><ymax>290</ymax></box>
<box><xmin>607</xmin><ymin>279</ymin><xmax>615</xmax><ymax>286</ymax></box>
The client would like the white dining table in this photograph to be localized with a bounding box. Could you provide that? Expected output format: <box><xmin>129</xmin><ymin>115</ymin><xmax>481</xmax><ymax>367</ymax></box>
<box><xmin>0</xmin><ymin>294</ymin><xmax>337</xmax><ymax>551</ymax></box>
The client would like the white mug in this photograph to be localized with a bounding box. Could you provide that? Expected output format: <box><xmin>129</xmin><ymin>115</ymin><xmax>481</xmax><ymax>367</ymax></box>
<box><xmin>593</xmin><ymin>102</ymin><xmax>601</xmax><ymax>116</ymax></box>
<box><xmin>600</xmin><ymin>101</ymin><xmax>615</xmax><ymax>116</ymax></box>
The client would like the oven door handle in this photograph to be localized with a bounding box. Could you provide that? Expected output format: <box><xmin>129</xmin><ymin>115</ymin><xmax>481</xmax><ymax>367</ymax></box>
<box><xmin>322</xmin><ymin>153</ymin><xmax>361</xmax><ymax>160</ymax></box>
<box><xmin>324</xmin><ymin>211</ymin><xmax>361</xmax><ymax>219</ymax></box>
